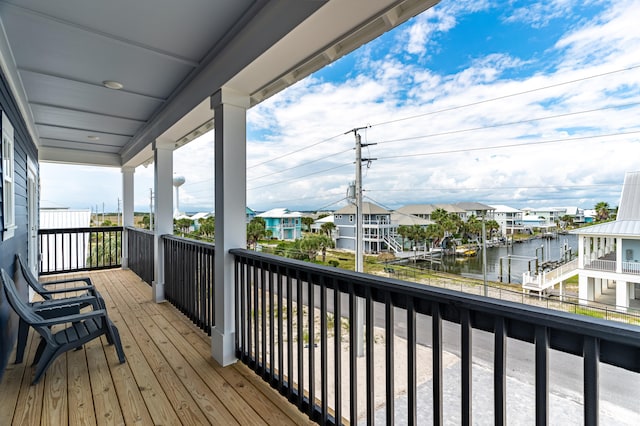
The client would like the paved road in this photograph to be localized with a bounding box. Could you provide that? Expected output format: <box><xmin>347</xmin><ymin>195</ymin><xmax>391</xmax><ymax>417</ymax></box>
<box><xmin>269</xmin><ymin>279</ymin><xmax>639</xmax><ymax>422</ymax></box>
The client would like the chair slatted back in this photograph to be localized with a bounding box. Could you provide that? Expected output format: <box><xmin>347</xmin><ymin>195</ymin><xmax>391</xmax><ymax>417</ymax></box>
<box><xmin>15</xmin><ymin>254</ymin><xmax>51</xmax><ymax>300</ymax></box>
<box><xmin>0</xmin><ymin>269</ymin><xmax>45</xmax><ymax>326</ymax></box>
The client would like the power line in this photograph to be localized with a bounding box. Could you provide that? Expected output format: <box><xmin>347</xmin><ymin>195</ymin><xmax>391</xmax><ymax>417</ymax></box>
<box><xmin>247</xmin><ymin>132</ymin><xmax>346</xmax><ymax>169</ymax></box>
<box><xmin>247</xmin><ymin>162</ymin><xmax>353</xmax><ymax>191</ymax></box>
<box><xmin>248</xmin><ymin>148</ymin><xmax>353</xmax><ymax>181</ymax></box>
<box><xmin>242</xmin><ymin>64</ymin><xmax>639</xmax><ymax>172</ymax></box>
<box><xmin>369</xmin><ymin>64</ymin><xmax>640</xmax><ymax>128</ymax></box>
<box><xmin>365</xmin><ymin>183</ymin><xmax>624</xmax><ymax>193</ymax></box>
<box><xmin>375</xmin><ymin>130</ymin><xmax>640</xmax><ymax>160</ymax></box>
<box><xmin>375</xmin><ymin>101</ymin><xmax>640</xmax><ymax>145</ymax></box>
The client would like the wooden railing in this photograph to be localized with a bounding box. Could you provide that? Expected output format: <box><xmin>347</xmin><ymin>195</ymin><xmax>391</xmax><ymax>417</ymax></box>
<box><xmin>126</xmin><ymin>227</ymin><xmax>155</xmax><ymax>285</ymax></box>
<box><xmin>231</xmin><ymin>248</ymin><xmax>640</xmax><ymax>425</ymax></box>
<box><xmin>162</xmin><ymin>235</ymin><xmax>214</xmax><ymax>335</ymax></box>
<box><xmin>39</xmin><ymin>226</ymin><xmax>122</xmax><ymax>275</ymax></box>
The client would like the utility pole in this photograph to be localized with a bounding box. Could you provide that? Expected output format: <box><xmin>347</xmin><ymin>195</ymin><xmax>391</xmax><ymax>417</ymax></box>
<box><xmin>346</xmin><ymin>126</ymin><xmax>376</xmax><ymax>357</ymax></box>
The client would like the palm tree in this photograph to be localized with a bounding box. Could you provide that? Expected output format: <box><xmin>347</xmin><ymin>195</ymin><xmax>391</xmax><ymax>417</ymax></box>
<box><xmin>301</xmin><ymin>216</ymin><xmax>314</xmax><ymax>231</ymax></box>
<box><xmin>464</xmin><ymin>215</ymin><xmax>483</xmax><ymax>241</ymax></box>
<box><xmin>247</xmin><ymin>217</ymin><xmax>267</xmax><ymax>249</ymax></box>
<box><xmin>595</xmin><ymin>201</ymin><xmax>610</xmax><ymax>222</ymax></box>
<box><xmin>396</xmin><ymin>225</ymin><xmax>411</xmax><ymax>249</ymax></box>
<box><xmin>320</xmin><ymin>222</ymin><xmax>336</xmax><ymax>236</ymax></box>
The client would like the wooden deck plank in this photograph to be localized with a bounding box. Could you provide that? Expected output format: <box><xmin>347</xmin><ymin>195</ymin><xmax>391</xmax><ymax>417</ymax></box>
<box><xmin>66</xmin><ymin>343</ymin><xmax>97</xmax><ymax>426</ymax></box>
<box><xmin>121</xmin><ymin>272</ymin><xmax>315</xmax><ymax>426</ymax></box>
<box><xmin>11</xmin><ymin>330</ymin><xmax>45</xmax><ymax>426</ymax></box>
<box><xmin>85</xmin><ymin>336</ymin><xmax>125</xmax><ymax>425</ymax></box>
<box><xmin>41</xmin><ymin>350</ymin><xmax>68</xmax><ymax>426</ymax></box>
<box><xmin>2</xmin><ymin>268</ymin><xmax>317</xmax><ymax>426</ymax></box>
<box><xmin>95</xmin><ymin>272</ymin><xmax>207</xmax><ymax>424</ymax></box>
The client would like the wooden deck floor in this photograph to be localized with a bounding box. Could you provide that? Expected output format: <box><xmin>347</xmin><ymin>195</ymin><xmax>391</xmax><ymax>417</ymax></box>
<box><xmin>1</xmin><ymin>268</ymin><xmax>315</xmax><ymax>425</ymax></box>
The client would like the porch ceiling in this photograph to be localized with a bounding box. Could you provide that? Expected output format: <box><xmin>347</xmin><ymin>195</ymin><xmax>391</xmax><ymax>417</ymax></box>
<box><xmin>0</xmin><ymin>0</ymin><xmax>438</xmax><ymax>168</ymax></box>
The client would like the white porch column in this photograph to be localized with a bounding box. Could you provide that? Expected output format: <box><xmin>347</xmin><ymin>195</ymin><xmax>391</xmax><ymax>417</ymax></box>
<box><xmin>211</xmin><ymin>87</ymin><xmax>249</xmax><ymax>366</ymax></box>
<box><xmin>121</xmin><ymin>166</ymin><xmax>135</xmax><ymax>269</ymax></box>
<box><xmin>578</xmin><ymin>275</ymin><xmax>594</xmax><ymax>304</ymax></box>
<box><xmin>616</xmin><ymin>237</ymin><xmax>623</xmax><ymax>273</ymax></box>
<box><xmin>594</xmin><ymin>278</ymin><xmax>602</xmax><ymax>297</ymax></box>
<box><xmin>578</xmin><ymin>236</ymin><xmax>585</xmax><ymax>268</ymax></box>
<box><xmin>616</xmin><ymin>280</ymin><xmax>629</xmax><ymax>312</ymax></box>
<box><xmin>152</xmin><ymin>137</ymin><xmax>175</xmax><ymax>303</ymax></box>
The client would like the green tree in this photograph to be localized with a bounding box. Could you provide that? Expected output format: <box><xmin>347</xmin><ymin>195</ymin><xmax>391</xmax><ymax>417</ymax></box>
<box><xmin>430</xmin><ymin>208</ymin><xmax>449</xmax><ymax>224</ymax></box>
<box><xmin>464</xmin><ymin>215</ymin><xmax>483</xmax><ymax>240</ymax></box>
<box><xmin>140</xmin><ymin>214</ymin><xmax>151</xmax><ymax>230</ymax></box>
<box><xmin>174</xmin><ymin>218</ymin><xmax>193</xmax><ymax>234</ymax></box>
<box><xmin>301</xmin><ymin>216</ymin><xmax>314</xmax><ymax>231</ymax></box>
<box><xmin>406</xmin><ymin>224</ymin><xmax>426</xmax><ymax>248</ymax></box>
<box><xmin>485</xmin><ymin>220</ymin><xmax>501</xmax><ymax>237</ymax></box>
<box><xmin>247</xmin><ymin>217</ymin><xmax>267</xmax><ymax>249</ymax></box>
<box><xmin>559</xmin><ymin>214</ymin><xmax>574</xmax><ymax>230</ymax></box>
<box><xmin>87</xmin><ymin>230</ymin><xmax>121</xmax><ymax>267</ymax></box>
<box><xmin>198</xmin><ymin>216</ymin><xmax>215</xmax><ymax>238</ymax></box>
<box><xmin>595</xmin><ymin>201</ymin><xmax>610</xmax><ymax>222</ymax></box>
<box><xmin>396</xmin><ymin>225</ymin><xmax>411</xmax><ymax>249</ymax></box>
<box><xmin>320</xmin><ymin>222</ymin><xmax>336</xmax><ymax>236</ymax></box>
<box><xmin>296</xmin><ymin>234</ymin><xmax>334</xmax><ymax>261</ymax></box>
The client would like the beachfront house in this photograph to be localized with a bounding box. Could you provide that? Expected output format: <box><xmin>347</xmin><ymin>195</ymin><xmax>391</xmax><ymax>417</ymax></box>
<box><xmin>395</xmin><ymin>203</ymin><xmax>468</xmax><ymax>221</ymax></box>
<box><xmin>454</xmin><ymin>202</ymin><xmax>496</xmax><ymax>220</ymax></box>
<box><xmin>1</xmin><ymin>2</ymin><xmax>638</xmax><ymax>424</ymax></box>
<box><xmin>257</xmin><ymin>208</ymin><xmax>302</xmax><ymax>241</ymax></box>
<box><xmin>571</xmin><ymin>171</ymin><xmax>640</xmax><ymax>310</ymax></box>
<box><xmin>491</xmin><ymin>204</ymin><xmax>524</xmax><ymax>235</ymax></box>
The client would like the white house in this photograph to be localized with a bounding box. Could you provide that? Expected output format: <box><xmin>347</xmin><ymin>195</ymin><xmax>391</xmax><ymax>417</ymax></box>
<box><xmin>571</xmin><ymin>171</ymin><xmax>640</xmax><ymax>310</ymax></box>
<box><xmin>491</xmin><ymin>205</ymin><xmax>524</xmax><ymax>235</ymax></box>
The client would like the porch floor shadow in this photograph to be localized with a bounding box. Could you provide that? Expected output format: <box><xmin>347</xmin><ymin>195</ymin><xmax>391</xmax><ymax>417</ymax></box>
<box><xmin>0</xmin><ymin>268</ymin><xmax>314</xmax><ymax>425</ymax></box>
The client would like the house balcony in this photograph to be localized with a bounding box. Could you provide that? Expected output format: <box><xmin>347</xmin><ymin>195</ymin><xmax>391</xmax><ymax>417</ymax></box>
<box><xmin>583</xmin><ymin>253</ymin><xmax>640</xmax><ymax>275</ymax></box>
<box><xmin>5</xmin><ymin>227</ymin><xmax>640</xmax><ymax>424</ymax></box>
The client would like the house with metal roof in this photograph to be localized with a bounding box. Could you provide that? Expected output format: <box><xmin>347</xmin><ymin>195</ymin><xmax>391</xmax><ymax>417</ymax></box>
<box><xmin>334</xmin><ymin>201</ymin><xmax>393</xmax><ymax>253</ymax></box>
<box><xmin>571</xmin><ymin>171</ymin><xmax>640</xmax><ymax>310</ymax></box>
<box><xmin>395</xmin><ymin>203</ymin><xmax>468</xmax><ymax>221</ymax></box>
<box><xmin>454</xmin><ymin>202</ymin><xmax>496</xmax><ymax>220</ymax></box>
<box><xmin>491</xmin><ymin>204</ymin><xmax>524</xmax><ymax>235</ymax></box>
<box><xmin>257</xmin><ymin>207</ymin><xmax>302</xmax><ymax>241</ymax></box>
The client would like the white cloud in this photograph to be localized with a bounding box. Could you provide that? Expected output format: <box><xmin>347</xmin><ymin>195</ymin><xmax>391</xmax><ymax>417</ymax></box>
<box><xmin>40</xmin><ymin>0</ymin><xmax>640</xmax><ymax>214</ymax></box>
<box><xmin>502</xmin><ymin>0</ymin><xmax>583</xmax><ymax>28</ymax></box>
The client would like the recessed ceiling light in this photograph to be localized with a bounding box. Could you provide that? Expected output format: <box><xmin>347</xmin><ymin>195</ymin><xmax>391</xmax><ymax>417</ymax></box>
<box><xmin>87</xmin><ymin>135</ymin><xmax>100</xmax><ymax>141</ymax></box>
<box><xmin>102</xmin><ymin>80</ymin><xmax>123</xmax><ymax>90</ymax></box>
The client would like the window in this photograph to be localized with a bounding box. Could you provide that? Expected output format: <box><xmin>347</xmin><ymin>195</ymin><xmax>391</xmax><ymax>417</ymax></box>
<box><xmin>2</xmin><ymin>112</ymin><xmax>15</xmax><ymax>240</ymax></box>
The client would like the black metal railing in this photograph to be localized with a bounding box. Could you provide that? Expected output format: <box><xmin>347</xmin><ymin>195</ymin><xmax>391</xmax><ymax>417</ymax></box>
<box><xmin>231</xmin><ymin>248</ymin><xmax>640</xmax><ymax>425</ymax></box>
<box><xmin>163</xmin><ymin>235</ymin><xmax>215</xmax><ymax>335</ymax></box>
<box><xmin>126</xmin><ymin>226</ymin><xmax>155</xmax><ymax>285</ymax></box>
<box><xmin>39</xmin><ymin>227</ymin><xmax>122</xmax><ymax>275</ymax></box>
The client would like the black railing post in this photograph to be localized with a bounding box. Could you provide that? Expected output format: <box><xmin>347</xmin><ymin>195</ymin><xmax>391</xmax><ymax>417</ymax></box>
<box><xmin>227</xmin><ymin>248</ymin><xmax>640</xmax><ymax>426</ymax></box>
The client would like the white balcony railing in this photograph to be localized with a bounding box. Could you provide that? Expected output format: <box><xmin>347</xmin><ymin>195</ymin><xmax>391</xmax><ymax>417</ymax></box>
<box><xmin>584</xmin><ymin>259</ymin><xmax>616</xmax><ymax>272</ymax></box>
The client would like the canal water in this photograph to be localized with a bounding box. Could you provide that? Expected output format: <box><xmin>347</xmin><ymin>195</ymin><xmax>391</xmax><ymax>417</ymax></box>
<box><xmin>414</xmin><ymin>234</ymin><xmax>578</xmax><ymax>284</ymax></box>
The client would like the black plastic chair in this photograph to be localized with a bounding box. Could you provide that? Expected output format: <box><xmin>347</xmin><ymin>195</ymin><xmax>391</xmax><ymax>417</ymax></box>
<box><xmin>1</xmin><ymin>269</ymin><xmax>126</xmax><ymax>384</ymax></box>
<box><xmin>13</xmin><ymin>254</ymin><xmax>106</xmax><ymax>364</ymax></box>
<box><xmin>16</xmin><ymin>254</ymin><xmax>98</xmax><ymax>301</ymax></box>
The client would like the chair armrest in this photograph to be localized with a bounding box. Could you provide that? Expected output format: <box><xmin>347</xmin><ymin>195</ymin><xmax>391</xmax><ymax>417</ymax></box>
<box><xmin>33</xmin><ymin>295</ymin><xmax>98</xmax><ymax>310</ymax></box>
<box><xmin>37</xmin><ymin>285</ymin><xmax>98</xmax><ymax>296</ymax></box>
<box><xmin>41</xmin><ymin>277</ymin><xmax>93</xmax><ymax>287</ymax></box>
<box><xmin>37</xmin><ymin>309</ymin><xmax>108</xmax><ymax>327</ymax></box>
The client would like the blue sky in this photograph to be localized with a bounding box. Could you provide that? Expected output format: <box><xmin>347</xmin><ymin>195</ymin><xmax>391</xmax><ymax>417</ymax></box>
<box><xmin>41</xmin><ymin>0</ymin><xmax>640</xmax><ymax>214</ymax></box>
